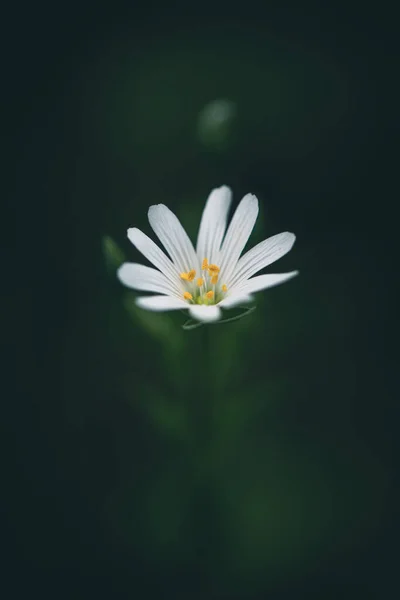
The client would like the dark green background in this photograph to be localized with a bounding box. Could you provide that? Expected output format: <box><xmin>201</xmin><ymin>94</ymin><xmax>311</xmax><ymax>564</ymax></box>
<box><xmin>6</xmin><ymin>2</ymin><xmax>397</xmax><ymax>598</ymax></box>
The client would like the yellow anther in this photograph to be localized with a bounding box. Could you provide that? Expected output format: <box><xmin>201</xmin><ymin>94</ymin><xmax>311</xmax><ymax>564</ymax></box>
<box><xmin>197</xmin><ymin>277</ymin><xmax>204</xmax><ymax>287</ymax></box>
<box><xmin>205</xmin><ymin>291</ymin><xmax>214</xmax><ymax>299</ymax></box>
<box><xmin>181</xmin><ymin>269</ymin><xmax>196</xmax><ymax>281</ymax></box>
<box><xmin>222</xmin><ymin>284</ymin><xmax>228</xmax><ymax>292</ymax></box>
<box><xmin>211</xmin><ymin>274</ymin><xmax>218</xmax><ymax>285</ymax></box>
<box><xmin>183</xmin><ymin>292</ymin><xmax>193</xmax><ymax>301</ymax></box>
<box><xmin>208</xmin><ymin>263</ymin><xmax>220</xmax><ymax>274</ymax></box>
<box><xmin>202</xmin><ymin>258</ymin><xmax>209</xmax><ymax>270</ymax></box>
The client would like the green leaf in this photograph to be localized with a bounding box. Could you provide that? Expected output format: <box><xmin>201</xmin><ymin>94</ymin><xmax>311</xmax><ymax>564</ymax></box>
<box><xmin>102</xmin><ymin>235</ymin><xmax>125</xmax><ymax>273</ymax></box>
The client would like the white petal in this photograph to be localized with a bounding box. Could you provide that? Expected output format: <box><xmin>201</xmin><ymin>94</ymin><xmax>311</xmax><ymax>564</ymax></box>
<box><xmin>135</xmin><ymin>295</ymin><xmax>188</xmax><ymax>311</ymax></box>
<box><xmin>229</xmin><ymin>232</ymin><xmax>296</xmax><ymax>288</ymax></box>
<box><xmin>218</xmin><ymin>294</ymin><xmax>254</xmax><ymax>309</ymax></box>
<box><xmin>189</xmin><ymin>304</ymin><xmax>221</xmax><ymax>322</ymax></box>
<box><xmin>196</xmin><ymin>185</ymin><xmax>232</xmax><ymax>264</ymax></box>
<box><xmin>118</xmin><ymin>263</ymin><xmax>181</xmax><ymax>296</ymax></box>
<box><xmin>148</xmin><ymin>204</ymin><xmax>199</xmax><ymax>274</ymax></box>
<box><xmin>127</xmin><ymin>227</ymin><xmax>180</xmax><ymax>283</ymax></box>
<box><xmin>238</xmin><ymin>271</ymin><xmax>299</xmax><ymax>295</ymax></box>
<box><xmin>218</xmin><ymin>193</ymin><xmax>259</xmax><ymax>284</ymax></box>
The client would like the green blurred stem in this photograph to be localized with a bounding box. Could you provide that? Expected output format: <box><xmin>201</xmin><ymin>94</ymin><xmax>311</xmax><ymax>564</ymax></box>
<box><xmin>190</xmin><ymin>323</ymin><xmax>221</xmax><ymax>579</ymax></box>
<box><xmin>190</xmin><ymin>324</ymin><xmax>215</xmax><ymax>472</ymax></box>
<box><xmin>199</xmin><ymin>323</ymin><xmax>213</xmax><ymax>447</ymax></box>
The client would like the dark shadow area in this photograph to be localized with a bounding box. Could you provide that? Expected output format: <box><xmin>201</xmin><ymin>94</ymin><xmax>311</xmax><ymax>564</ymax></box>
<box><xmin>5</xmin><ymin>1</ymin><xmax>397</xmax><ymax>598</ymax></box>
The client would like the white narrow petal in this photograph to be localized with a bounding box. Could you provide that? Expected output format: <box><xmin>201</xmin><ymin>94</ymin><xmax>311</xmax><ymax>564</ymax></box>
<box><xmin>127</xmin><ymin>227</ymin><xmax>180</xmax><ymax>284</ymax></box>
<box><xmin>238</xmin><ymin>271</ymin><xmax>299</xmax><ymax>295</ymax></box>
<box><xmin>189</xmin><ymin>304</ymin><xmax>222</xmax><ymax>322</ymax></box>
<box><xmin>218</xmin><ymin>193</ymin><xmax>259</xmax><ymax>284</ymax></box>
<box><xmin>148</xmin><ymin>204</ymin><xmax>199</xmax><ymax>273</ymax></box>
<box><xmin>117</xmin><ymin>263</ymin><xmax>181</xmax><ymax>296</ymax></box>
<box><xmin>196</xmin><ymin>185</ymin><xmax>232</xmax><ymax>264</ymax></box>
<box><xmin>218</xmin><ymin>294</ymin><xmax>254</xmax><ymax>309</ymax></box>
<box><xmin>229</xmin><ymin>232</ymin><xmax>296</xmax><ymax>288</ymax></box>
<box><xmin>135</xmin><ymin>295</ymin><xmax>188</xmax><ymax>312</ymax></box>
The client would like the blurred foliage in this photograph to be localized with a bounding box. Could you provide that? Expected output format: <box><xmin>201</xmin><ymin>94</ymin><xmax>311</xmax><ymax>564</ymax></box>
<box><xmin>102</xmin><ymin>235</ymin><xmax>125</xmax><ymax>273</ymax></box>
<box><xmin>197</xmin><ymin>98</ymin><xmax>237</xmax><ymax>151</ymax></box>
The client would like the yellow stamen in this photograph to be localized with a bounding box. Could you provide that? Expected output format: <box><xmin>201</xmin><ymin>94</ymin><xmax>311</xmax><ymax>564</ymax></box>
<box><xmin>187</xmin><ymin>269</ymin><xmax>196</xmax><ymax>281</ymax></box>
<box><xmin>197</xmin><ymin>278</ymin><xmax>204</xmax><ymax>287</ymax></box>
<box><xmin>202</xmin><ymin>258</ymin><xmax>209</xmax><ymax>270</ymax></box>
<box><xmin>222</xmin><ymin>284</ymin><xmax>227</xmax><ymax>292</ymax></box>
<box><xmin>208</xmin><ymin>263</ymin><xmax>220</xmax><ymax>274</ymax></box>
<box><xmin>211</xmin><ymin>274</ymin><xmax>218</xmax><ymax>285</ymax></box>
<box><xmin>180</xmin><ymin>272</ymin><xmax>190</xmax><ymax>281</ymax></box>
<box><xmin>183</xmin><ymin>292</ymin><xmax>193</xmax><ymax>301</ymax></box>
<box><xmin>205</xmin><ymin>291</ymin><xmax>214</xmax><ymax>299</ymax></box>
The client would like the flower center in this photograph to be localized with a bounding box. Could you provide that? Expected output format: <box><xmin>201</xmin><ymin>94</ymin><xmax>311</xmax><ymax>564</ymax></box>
<box><xmin>180</xmin><ymin>258</ymin><xmax>228</xmax><ymax>305</ymax></box>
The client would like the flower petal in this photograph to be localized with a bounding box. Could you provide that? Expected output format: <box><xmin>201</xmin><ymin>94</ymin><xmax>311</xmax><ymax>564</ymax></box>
<box><xmin>127</xmin><ymin>227</ymin><xmax>180</xmax><ymax>283</ymax></box>
<box><xmin>218</xmin><ymin>193</ymin><xmax>259</xmax><ymax>284</ymax></box>
<box><xmin>196</xmin><ymin>185</ymin><xmax>232</xmax><ymax>264</ymax></box>
<box><xmin>238</xmin><ymin>271</ymin><xmax>299</xmax><ymax>295</ymax></box>
<box><xmin>218</xmin><ymin>294</ymin><xmax>254</xmax><ymax>309</ymax></box>
<box><xmin>118</xmin><ymin>263</ymin><xmax>181</xmax><ymax>296</ymax></box>
<box><xmin>229</xmin><ymin>232</ymin><xmax>296</xmax><ymax>288</ymax></box>
<box><xmin>189</xmin><ymin>304</ymin><xmax>221</xmax><ymax>322</ymax></box>
<box><xmin>148</xmin><ymin>204</ymin><xmax>199</xmax><ymax>273</ymax></box>
<box><xmin>136</xmin><ymin>295</ymin><xmax>188</xmax><ymax>311</ymax></box>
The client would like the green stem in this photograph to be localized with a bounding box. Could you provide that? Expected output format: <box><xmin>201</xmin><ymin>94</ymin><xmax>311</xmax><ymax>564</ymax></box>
<box><xmin>189</xmin><ymin>323</ymin><xmax>220</xmax><ymax>581</ymax></box>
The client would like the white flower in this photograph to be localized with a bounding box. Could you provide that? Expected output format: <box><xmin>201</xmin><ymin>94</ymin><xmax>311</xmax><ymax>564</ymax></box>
<box><xmin>118</xmin><ymin>186</ymin><xmax>298</xmax><ymax>323</ymax></box>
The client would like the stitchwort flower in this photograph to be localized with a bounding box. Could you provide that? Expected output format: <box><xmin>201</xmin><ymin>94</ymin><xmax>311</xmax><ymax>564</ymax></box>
<box><xmin>118</xmin><ymin>186</ymin><xmax>298</xmax><ymax>323</ymax></box>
